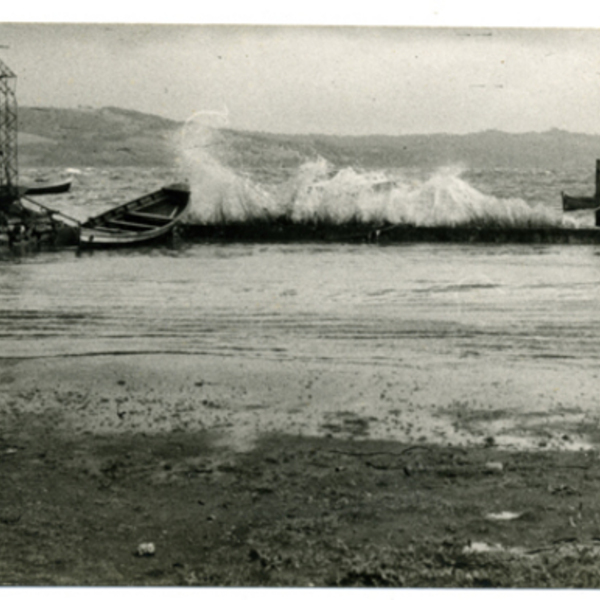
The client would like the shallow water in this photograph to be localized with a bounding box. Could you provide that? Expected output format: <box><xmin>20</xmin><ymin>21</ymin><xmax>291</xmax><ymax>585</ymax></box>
<box><xmin>2</xmin><ymin>242</ymin><xmax>600</xmax><ymax>367</ymax></box>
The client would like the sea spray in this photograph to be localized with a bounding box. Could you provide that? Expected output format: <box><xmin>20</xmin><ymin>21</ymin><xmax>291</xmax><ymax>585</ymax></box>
<box><xmin>282</xmin><ymin>159</ymin><xmax>398</xmax><ymax>224</ymax></box>
<box><xmin>384</xmin><ymin>167</ymin><xmax>561</xmax><ymax>228</ymax></box>
<box><xmin>177</xmin><ymin>122</ymin><xmax>578</xmax><ymax>229</ymax></box>
<box><xmin>179</xmin><ymin>118</ymin><xmax>285</xmax><ymax>222</ymax></box>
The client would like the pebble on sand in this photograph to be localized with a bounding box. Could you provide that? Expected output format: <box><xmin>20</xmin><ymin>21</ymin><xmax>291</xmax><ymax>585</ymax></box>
<box><xmin>136</xmin><ymin>542</ymin><xmax>156</xmax><ymax>557</ymax></box>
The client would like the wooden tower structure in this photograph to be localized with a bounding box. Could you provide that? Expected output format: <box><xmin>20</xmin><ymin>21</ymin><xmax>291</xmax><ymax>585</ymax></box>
<box><xmin>0</xmin><ymin>57</ymin><xmax>18</xmax><ymax>206</ymax></box>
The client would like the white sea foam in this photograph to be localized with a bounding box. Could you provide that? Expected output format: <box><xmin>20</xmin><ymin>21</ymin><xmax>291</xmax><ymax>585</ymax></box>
<box><xmin>178</xmin><ymin>123</ymin><xmax>578</xmax><ymax>228</ymax></box>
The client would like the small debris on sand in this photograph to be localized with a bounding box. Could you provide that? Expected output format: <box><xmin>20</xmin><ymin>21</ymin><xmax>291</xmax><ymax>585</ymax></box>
<box><xmin>136</xmin><ymin>542</ymin><xmax>156</xmax><ymax>557</ymax></box>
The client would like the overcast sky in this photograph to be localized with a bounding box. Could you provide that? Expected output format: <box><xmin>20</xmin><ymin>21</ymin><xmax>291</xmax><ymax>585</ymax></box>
<box><xmin>2</xmin><ymin>18</ymin><xmax>600</xmax><ymax>136</ymax></box>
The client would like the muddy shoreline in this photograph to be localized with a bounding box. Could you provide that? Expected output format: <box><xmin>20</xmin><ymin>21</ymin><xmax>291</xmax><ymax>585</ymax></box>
<box><xmin>2</xmin><ymin>354</ymin><xmax>600</xmax><ymax>587</ymax></box>
<box><xmin>3</xmin><ymin>426</ymin><xmax>600</xmax><ymax>587</ymax></box>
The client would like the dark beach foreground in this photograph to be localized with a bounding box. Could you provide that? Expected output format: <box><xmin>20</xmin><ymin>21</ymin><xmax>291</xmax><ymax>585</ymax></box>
<box><xmin>2</xmin><ymin>353</ymin><xmax>600</xmax><ymax>587</ymax></box>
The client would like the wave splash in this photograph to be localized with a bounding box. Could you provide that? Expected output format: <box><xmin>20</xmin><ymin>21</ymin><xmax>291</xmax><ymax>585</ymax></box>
<box><xmin>178</xmin><ymin>122</ymin><xmax>574</xmax><ymax>229</ymax></box>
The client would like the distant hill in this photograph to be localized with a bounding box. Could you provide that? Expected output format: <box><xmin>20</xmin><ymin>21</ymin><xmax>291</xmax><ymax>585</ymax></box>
<box><xmin>17</xmin><ymin>106</ymin><xmax>181</xmax><ymax>168</ymax></box>
<box><xmin>218</xmin><ymin>128</ymin><xmax>600</xmax><ymax>174</ymax></box>
<box><xmin>14</xmin><ymin>105</ymin><xmax>600</xmax><ymax>173</ymax></box>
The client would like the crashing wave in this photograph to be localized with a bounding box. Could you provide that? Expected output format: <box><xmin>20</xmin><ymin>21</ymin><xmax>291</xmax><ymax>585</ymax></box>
<box><xmin>177</xmin><ymin>122</ymin><xmax>577</xmax><ymax>229</ymax></box>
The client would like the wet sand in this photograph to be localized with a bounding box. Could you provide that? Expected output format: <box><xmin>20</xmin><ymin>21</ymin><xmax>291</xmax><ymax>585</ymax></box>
<box><xmin>2</xmin><ymin>351</ymin><xmax>600</xmax><ymax>586</ymax></box>
<box><xmin>3</xmin><ymin>351</ymin><xmax>598</xmax><ymax>451</ymax></box>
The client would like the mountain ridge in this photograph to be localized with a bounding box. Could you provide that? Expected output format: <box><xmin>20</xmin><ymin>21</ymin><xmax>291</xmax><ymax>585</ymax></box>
<box><xmin>14</xmin><ymin>105</ymin><xmax>600</xmax><ymax>172</ymax></box>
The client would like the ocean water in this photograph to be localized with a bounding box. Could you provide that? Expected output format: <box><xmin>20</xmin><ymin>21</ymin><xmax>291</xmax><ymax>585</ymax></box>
<box><xmin>3</xmin><ymin>131</ymin><xmax>600</xmax><ymax>448</ymax></box>
<box><xmin>2</xmin><ymin>239</ymin><xmax>600</xmax><ymax>363</ymax></box>
<box><xmin>17</xmin><ymin>119</ymin><xmax>598</xmax><ymax>230</ymax></box>
<box><xmin>5</xmin><ymin>129</ymin><xmax>600</xmax><ymax>361</ymax></box>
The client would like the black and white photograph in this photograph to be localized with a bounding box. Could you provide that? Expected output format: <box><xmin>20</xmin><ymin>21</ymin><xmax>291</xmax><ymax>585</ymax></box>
<box><xmin>3</xmin><ymin>5</ymin><xmax>600</xmax><ymax>589</ymax></box>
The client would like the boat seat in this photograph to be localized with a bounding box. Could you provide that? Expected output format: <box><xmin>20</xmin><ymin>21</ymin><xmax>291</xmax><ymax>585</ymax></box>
<box><xmin>106</xmin><ymin>219</ymin><xmax>156</xmax><ymax>230</ymax></box>
<box><xmin>128</xmin><ymin>210</ymin><xmax>173</xmax><ymax>221</ymax></box>
<box><xmin>90</xmin><ymin>226</ymin><xmax>126</xmax><ymax>233</ymax></box>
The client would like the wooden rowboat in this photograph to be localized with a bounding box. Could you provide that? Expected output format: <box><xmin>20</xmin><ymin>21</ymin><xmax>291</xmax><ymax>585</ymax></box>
<box><xmin>24</xmin><ymin>178</ymin><xmax>72</xmax><ymax>196</ymax></box>
<box><xmin>561</xmin><ymin>192</ymin><xmax>600</xmax><ymax>212</ymax></box>
<box><xmin>79</xmin><ymin>183</ymin><xmax>191</xmax><ymax>247</ymax></box>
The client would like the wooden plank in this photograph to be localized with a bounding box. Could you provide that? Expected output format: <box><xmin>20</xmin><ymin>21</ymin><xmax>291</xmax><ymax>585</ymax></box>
<box><xmin>85</xmin><ymin>226</ymin><xmax>124</xmax><ymax>233</ymax></box>
<box><xmin>106</xmin><ymin>219</ymin><xmax>156</xmax><ymax>230</ymax></box>
<box><xmin>128</xmin><ymin>210</ymin><xmax>172</xmax><ymax>222</ymax></box>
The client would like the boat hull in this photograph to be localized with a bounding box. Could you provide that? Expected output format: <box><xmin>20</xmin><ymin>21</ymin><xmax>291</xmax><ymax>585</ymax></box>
<box><xmin>79</xmin><ymin>223</ymin><xmax>181</xmax><ymax>246</ymax></box>
<box><xmin>24</xmin><ymin>178</ymin><xmax>72</xmax><ymax>196</ymax></box>
<box><xmin>562</xmin><ymin>192</ymin><xmax>600</xmax><ymax>212</ymax></box>
<box><xmin>79</xmin><ymin>183</ymin><xmax>190</xmax><ymax>247</ymax></box>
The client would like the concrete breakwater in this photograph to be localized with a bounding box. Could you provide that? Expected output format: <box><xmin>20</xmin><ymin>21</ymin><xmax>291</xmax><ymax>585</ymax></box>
<box><xmin>6</xmin><ymin>220</ymin><xmax>600</xmax><ymax>250</ymax></box>
<box><xmin>179</xmin><ymin>221</ymin><xmax>600</xmax><ymax>245</ymax></box>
